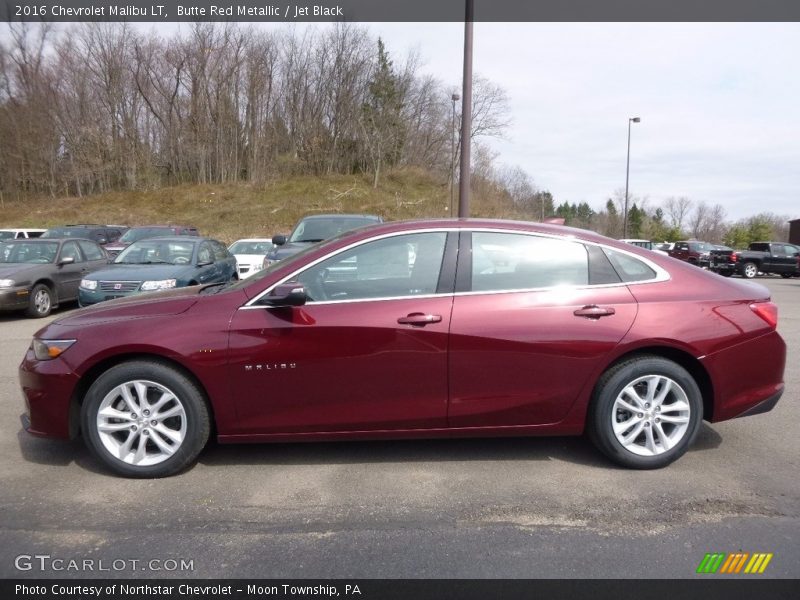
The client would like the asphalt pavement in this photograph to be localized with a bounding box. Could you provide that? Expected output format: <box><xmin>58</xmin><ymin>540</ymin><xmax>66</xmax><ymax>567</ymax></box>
<box><xmin>0</xmin><ymin>278</ymin><xmax>797</xmax><ymax>579</ymax></box>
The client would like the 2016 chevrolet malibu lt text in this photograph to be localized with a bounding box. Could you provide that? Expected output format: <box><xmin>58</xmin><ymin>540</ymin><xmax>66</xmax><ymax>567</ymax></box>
<box><xmin>19</xmin><ymin>220</ymin><xmax>785</xmax><ymax>477</ymax></box>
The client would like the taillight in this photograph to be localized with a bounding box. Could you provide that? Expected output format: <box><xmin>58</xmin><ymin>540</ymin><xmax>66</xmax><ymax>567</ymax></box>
<box><xmin>750</xmin><ymin>302</ymin><xmax>778</xmax><ymax>329</ymax></box>
<box><xmin>731</xmin><ymin>253</ymin><xmax>738</xmax><ymax>262</ymax></box>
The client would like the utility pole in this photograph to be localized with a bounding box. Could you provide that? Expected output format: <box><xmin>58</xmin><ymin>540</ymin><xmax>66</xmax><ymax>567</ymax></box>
<box><xmin>458</xmin><ymin>0</ymin><xmax>474</xmax><ymax>218</ymax></box>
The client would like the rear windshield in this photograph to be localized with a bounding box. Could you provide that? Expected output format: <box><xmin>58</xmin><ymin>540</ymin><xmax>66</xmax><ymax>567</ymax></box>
<box><xmin>42</xmin><ymin>227</ymin><xmax>90</xmax><ymax>238</ymax></box>
<box><xmin>118</xmin><ymin>227</ymin><xmax>173</xmax><ymax>243</ymax></box>
<box><xmin>288</xmin><ymin>217</ymin><xmax>381</xmax><ymax>243</ymax></box>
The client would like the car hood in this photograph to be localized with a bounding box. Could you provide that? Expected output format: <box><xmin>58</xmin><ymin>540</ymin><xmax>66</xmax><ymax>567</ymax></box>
<box><xmin>52</xmin><ymin>285</ymin><xmax>203</xmax><ymax>327</ymax></box>
<box><xmin>84</xmin><ymin>263</ymin><xmax>191</xmax><ymax>281</ymax></box>
<box><xmin>267</xmin><ymin>242</ymin><xmax>313</xmax><ymax>261</ymax></box>
<box><xmin>0</xmin><ymin>263</ymin><xmax>47</xmax><ymax>279</ymax></box>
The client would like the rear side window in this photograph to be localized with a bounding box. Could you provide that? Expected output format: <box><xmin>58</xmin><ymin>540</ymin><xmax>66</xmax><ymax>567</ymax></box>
<box><xmin>78</xmin><ymin>241</ymin><xmax>104</xmax><ymax>261</ymax></box>
<box><xmin>471</xmin><ymin>233</ymin><xmax>588</xmax><ymax>291</ymax></box>
<box><xmin>603</xmin><ymin>248</ymin><xmax>657</xmax><ymax>282</ymax></box>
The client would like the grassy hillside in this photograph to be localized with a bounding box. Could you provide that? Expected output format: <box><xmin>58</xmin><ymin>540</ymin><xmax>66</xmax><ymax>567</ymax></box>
<box><xmin>0</xmin><ymin>169</ymin><xmax>525</xmax><ymax>244</ymax></box>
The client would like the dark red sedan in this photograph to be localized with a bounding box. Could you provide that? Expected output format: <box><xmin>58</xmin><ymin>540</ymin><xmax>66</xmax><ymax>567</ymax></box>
<box><xmin>19</xmin><ymin>220</ymin><xmax>785</xmax><ymax>477</ymax></box>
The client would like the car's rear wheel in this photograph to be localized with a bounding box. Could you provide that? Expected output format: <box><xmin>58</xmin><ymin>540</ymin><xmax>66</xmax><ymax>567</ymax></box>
<box><xmin>719</xmin><ymin>271</ymin><xmax>732</xmax><ymax>277</ymax></box>
<box><xmin>780</xmin><ymin>273</ymin><xmax>793</xmax><ymax>279</ymax></box>
<box><xmin>81</xmin><ymin>361</ymin><xmax>210</xmax><ymax>478</ymax></box>
<box><xmin>742</xmin><ymin>262</ymin><xmax>758</xmax><ymax>278</ymax></box>
<box><xmin>588</xmin><ymin>356</ymin><xmax>702</xmax><ymax>469</ymax></box>
<box><xmin>26</xmin><ymin>283</ymin><xmax>53</xmax><ymax>318</ymax></box>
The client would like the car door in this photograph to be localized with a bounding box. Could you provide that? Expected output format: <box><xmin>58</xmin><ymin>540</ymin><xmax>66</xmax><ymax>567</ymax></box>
<box><xmin>52</xmin><ymin>241</ymin><xmax>86</xmax><ymax>301</ymax></box>
<box><xmin>227</xmin><ymin>230</ymin><xmax>455</xmax><ymax>434</ymax></box>
<box><xmin>672</xmin><ymin>242</ymin><xmax>689</xmax><ymax>261</ymax></box>
<box><xmin>447</xmin><ymin>231</ymin><xmax>638</xmax><ymax>428</ymax></box>
<box><xmin>78</xmin><ymin>240</ymin><xmax>109</xmax><ymax>271</ymax></box>
<box><xmin>211</xmin><ymin>240</ymin><xmax>236</xmax><ymax>281</ymax></box>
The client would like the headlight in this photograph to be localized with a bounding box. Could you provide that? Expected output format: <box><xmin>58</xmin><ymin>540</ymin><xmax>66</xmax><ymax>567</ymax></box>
<box><xmin>32</xmin><ymin>339</ymin><xmax>76</xmax><ymax>361</ymax></box>
<box><xmin>0</xmin><ymin>279</ymin><xmax>15</xmax><ymax>288</ymax></box>
<box><xmin>140</xmin><ymin>279</ymin><xmax>177</xmax><ymax>291</ymax></box>
<box><xmin>79</xmin><ymin>279</ymin><xmax>97</xmax><ymax>290</ymax></box>
<box><xmin>263</xmin><ymin>258</ymin><xmax>279</xmax><ymax>268</ymax></box>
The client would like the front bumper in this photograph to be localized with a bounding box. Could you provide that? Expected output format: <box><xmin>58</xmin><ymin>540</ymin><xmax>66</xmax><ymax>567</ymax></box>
<box><xmin>19</xmin><ymin>347</ymin><xmax>80</xmax><ymax>439</ymax></box>
<box><xmin>0</xmin><ymin>286</ymin><xmax>31</xmax><ymax>311</ymax></box>
<box><xmin>79</xmin><ymin>287</ymin><xmax>140</xmax><ymax>306</ymax></box>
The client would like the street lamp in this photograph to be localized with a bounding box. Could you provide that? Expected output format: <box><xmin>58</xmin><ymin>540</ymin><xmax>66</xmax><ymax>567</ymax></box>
<box><xmin>623</xmin><ymin>116</ymin><xmax>641</xmax><ymax>238</ymax></box>
<box><xmin>450</xmin><ymin>93</ymin><xmax>460</xmax><ymax>217</ymax></box>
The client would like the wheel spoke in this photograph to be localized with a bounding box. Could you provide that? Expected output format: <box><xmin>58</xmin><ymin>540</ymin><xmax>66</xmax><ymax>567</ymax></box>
<box><xmin>150</xmin><ymin>391</ymin><xmax>175</xmax><ymax>413</ymax></box>
<box><xmin>149</xmin><ymin>429</ymin><xmax>176</xmax><ymax>456</ymax></box>
<box><xmin>644</xmin><ymin>425</ymin><xmax>657</xmax><ymax>454</ymax></box>
<box><xmin>615</xmin><ymin>398</ymin><xmax>640</xmax><ymax>414</ymax></box>
<box><xmin>653</xmin><ymin>379</ymin><xmax>673</xmax><ymax>407</ymax></box>
<box><xmin>132</xmin><ymin>434</ymin><xmax>148</xmax><ymax>465</ymax></box>
<box><xmin>98</xmin><ymin>407</ymin><xmax>133</xmax><ymax>421</ymax></box>
<box><xmin>98</xmin><ymin>421</ymin><xmax>135</xmax><ymax>433</ymax></box>
<box><xmin>134</xmin><ymin>381</ymin><xmax>150</xmax><ymax>410</ymax></box>
<box><xmin>621</xmin><ymin>385</ymin><xmax>645</xmax><ymax>408</ymax></box>
<box><xmin>154</xmin><ymin>404</ymin><xmax>184</xmax><ymax>420</ymax></box>
<box><xmin>660</xmin><ymin>400</ymin><xmax>690</xmax><ymax>414</ymax></box>
<box><xmin>644</xmin><ymin>376</ymin><xmax>660</xmax><ymax>403</ymax></box>
<box><xmin>654</xmin><ymin>422</ymin><xmax>673</xmax><ymax>451</ymax></box>
<box><xmin>118</xmin><ymin>430</ymin><xmax>138</xmax><ymax>460</ymax></box>
<box><xmin>659</xmin><ymin>414</ymin><xmax>690</xmax><ymax>424</ymax></box>
<box><xmin>621</xmin><ymin>421</ymin><xmax>645</xmax><ymax>446</ymax></box>
<box><xmin>153</xmin><ymin>423</ymin><xmax>182</xmax><ymax>444</ymax></box>
<box><xmin>614</xmin><ymin>415</ymin><xmax>642</xmax><ymax>436</ymax></box>
<box><xmin>119</xmin><ymin>384</ymin><xmax>140</xmax><ymax>413</ymax></box>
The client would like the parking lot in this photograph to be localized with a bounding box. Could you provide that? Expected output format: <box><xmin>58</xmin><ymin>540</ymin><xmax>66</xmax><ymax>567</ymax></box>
<box><xmin>0</xmin><ymin>277</ymin><xmax>797</xmax><ymax>579</ymax></box>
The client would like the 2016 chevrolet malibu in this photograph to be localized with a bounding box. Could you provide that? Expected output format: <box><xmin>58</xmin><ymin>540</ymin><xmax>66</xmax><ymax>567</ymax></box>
<box><xmin>19</xmin><ymin>220</ymin><xmax>785</xmax><ymax>477</ymax></box>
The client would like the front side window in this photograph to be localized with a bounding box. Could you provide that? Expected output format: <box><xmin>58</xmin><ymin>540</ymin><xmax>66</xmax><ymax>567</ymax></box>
<box><xmin>471</xmin><ymin>232</ymin><xmax>588</xmax><ymax>292</ymax></box>
<box><xmin>60</xmin><ymin>241</ymin><xmax>83</xmax><ymax>263</ymax></box>
<box><xmin>295</xmin><ymin>232</ymin><xmax>447</xmax><ymax>302</ymax></box>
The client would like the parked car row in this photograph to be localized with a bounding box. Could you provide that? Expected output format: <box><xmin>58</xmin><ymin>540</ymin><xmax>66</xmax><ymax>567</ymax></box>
<box><xmin>1</xmin><ymin>215</ymin><xmax>383</xmax><ymax>318</ymax></box>
<box><xmin>710</xmin><ymin>242</ymin><xmax>800</xmax><ymax>278</ymax></box>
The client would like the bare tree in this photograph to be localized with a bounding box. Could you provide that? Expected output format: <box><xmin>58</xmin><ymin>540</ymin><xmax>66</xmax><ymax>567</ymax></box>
<box><xmin>664</xmin><ymin>196</ymin><xmax>692</xmax><ymax>231</ymax></box>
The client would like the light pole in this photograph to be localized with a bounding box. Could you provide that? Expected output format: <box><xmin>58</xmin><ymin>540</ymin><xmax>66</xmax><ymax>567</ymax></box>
<box><xmin>450</xmin><ymin>93</ymin><xmax>460</xmax><ymax>217</ymax></box>
<box><xmin>623</xmin><ymin>116</ymin><xmax>641</xmax><ymax>238</ymax></box>
<box><xmin>458</xmin><ymin>0</ymin><xmax>474</xmax><ymax>218</ymax></box>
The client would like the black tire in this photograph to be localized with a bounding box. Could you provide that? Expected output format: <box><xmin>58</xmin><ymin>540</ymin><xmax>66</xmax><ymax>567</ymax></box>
<box><xmin>26</xmin><ymin>283</ymin><xmax>53</xmax><ymax>318</ymax></box>
<box><xmin>81</xmin><ymin>360</ymin><xmax>210</xmax><ymax>478</ymax></box>
<box><xmin>587</xmin><ymin>356</ymin><xmax>703</xmax><ymax>469</ymax></box>
<box><xmin>741</xmin><ymin>262</ymin><xmax>758</xmax><ymax>279</ymax></box>
<box><xmin>719</xmin><ymin>271</ymin><xmax>733</xmax><ymax>277</ymax></box>
<box><xmin>780</xmin><ymin>273</ymin><xmax>792</xmax><ymax>279</ymax></box>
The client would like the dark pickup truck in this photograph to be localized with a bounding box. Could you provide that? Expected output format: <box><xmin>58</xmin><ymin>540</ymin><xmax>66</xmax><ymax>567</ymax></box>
<box><xmin>709</xmin><ymin>242</ymin><xmax>800</xmax><ymax>279</ymax></box>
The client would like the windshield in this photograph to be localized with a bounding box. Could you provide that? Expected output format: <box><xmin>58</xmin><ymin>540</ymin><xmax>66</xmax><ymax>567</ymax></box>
<box><xmin>288</xmin><ymin>217</ymin><xmax>380</xmax><ymax>243</ymax></box>
<box><xmin>0</xmin><ymin>231</ymin><xmax>15</xmax><ymax>240</ymax></box>
<box><xmin>118</xmin><ymin>227</ymin><xmax>171</xmax><ymax>244</ymax></box>
<box><xmin>229</xmin><ymin>241</ymin><xmax>273</xmax><ymax>255</ymax></box>
<box><xmin>114</xmin><ymin>239</ymin><xmax>196</xmax><ymax>265</ymax></box>
<box><xmin>0</xmin><ymin>241</ymin><xmax>59</xmax><ymax>263</ymax></box>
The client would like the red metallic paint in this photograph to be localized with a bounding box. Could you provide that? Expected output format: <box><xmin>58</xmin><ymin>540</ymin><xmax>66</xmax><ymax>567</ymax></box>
<box><xmin>19</xmin><ymin>219</ymin><xmax>786</xmax><ymax>448</ymax></box>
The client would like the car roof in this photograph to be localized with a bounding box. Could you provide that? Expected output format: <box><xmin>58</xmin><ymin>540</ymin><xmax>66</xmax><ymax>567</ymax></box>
<box><xmin>232</xmin><ymin>238</ymin><xmax>272</xmax><ymax>242</ymax></box>
<box><xmin>127</xmin><ymin>236</ymin><xmax>204</xmax><ymax>243</ymax></box>
<box><xmin>299</xmin><ymin>214</ymin><xmax>382</xmax><ymax>221</ymax></box>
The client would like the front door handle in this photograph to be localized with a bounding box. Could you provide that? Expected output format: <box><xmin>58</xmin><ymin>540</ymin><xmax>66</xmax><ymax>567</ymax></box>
<box><xmin>397</xmin><ymin>313</ymin><xmax>442</xmax><ymax>326</ymax></box>
<box><xmin>574</xmin><ymin>305</ymin><xmax>616</xmax><ymax>319</ymax></box>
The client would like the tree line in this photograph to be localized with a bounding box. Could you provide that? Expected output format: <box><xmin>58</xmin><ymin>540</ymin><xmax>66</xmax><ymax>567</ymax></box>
<box><xmin>0</xmin><ymin>22</ymin><xmax>509</xmax><ymax>199</ymax></box>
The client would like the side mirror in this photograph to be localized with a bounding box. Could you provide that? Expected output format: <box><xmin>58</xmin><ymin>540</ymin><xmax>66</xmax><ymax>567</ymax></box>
<box><xmin>272</xmin><ymin>234</ymin><xmax>287</xmax><ymax>246</ymax></box>
<box><xmin>260</xmin><ymin>282</ymin><xmax>306</xmax><ymax>307</ymax></box>
<box><xmin>58</xmin><ymin>256</ymin><xmax>75</xmax><ymax>266</ymax></box>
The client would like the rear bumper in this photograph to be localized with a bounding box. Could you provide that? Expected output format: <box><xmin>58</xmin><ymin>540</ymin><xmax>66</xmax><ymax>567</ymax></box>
<box><xmin>702</xmin><ymin>330</ymin><xmax>786</xmax><ymax>422</ymax></box>
<box><xmin>734</xmin><ymin>388</ymin><xmax>782</xmax><ymax>418</ymax></box>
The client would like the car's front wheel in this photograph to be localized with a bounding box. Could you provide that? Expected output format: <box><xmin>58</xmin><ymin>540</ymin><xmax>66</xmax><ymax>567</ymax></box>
<box><xmin>81</xmin><ymin>360</ymin><xmax>210</xmax><ymax>478</ymax></box>
<box><xmin>26</xmin><ymin>283</ymin><xmax>53</xmax><ymax>318</ymax></box>
<box><xmin>588</xmin><ymin>356</ymin><xmax>703</xmax><ymax>469</ymax></box>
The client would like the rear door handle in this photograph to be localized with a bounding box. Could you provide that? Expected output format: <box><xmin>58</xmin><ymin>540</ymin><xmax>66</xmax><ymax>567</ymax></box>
<box><xmin>574</xmin><ymin>305</ymin><xmax>616</xmax><ymax>319</ymax></box>
<box><xmin>397</xmin><ymin>313</ymin><xmax>442</xmax><ymax>326</ymax></box>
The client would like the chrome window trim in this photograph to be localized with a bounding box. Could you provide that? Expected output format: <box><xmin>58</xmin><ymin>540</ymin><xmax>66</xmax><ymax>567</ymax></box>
<box><xmin>240</xmin><ymin>227</ymin><xmax>670</xmax><ymax>310</ymax></box>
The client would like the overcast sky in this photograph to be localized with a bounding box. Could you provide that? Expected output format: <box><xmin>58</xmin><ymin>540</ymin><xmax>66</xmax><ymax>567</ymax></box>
<box><xmin>366</xmin><ymin>23</ymin><xmax>800</xmax><ymax>221</ymax></box>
